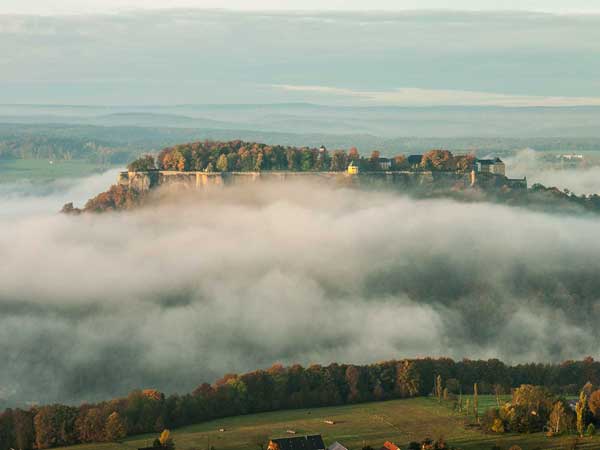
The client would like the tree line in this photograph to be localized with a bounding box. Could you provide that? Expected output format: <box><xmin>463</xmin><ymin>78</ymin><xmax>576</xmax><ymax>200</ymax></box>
<box><xmin>1</xmin><ymin>357</ymin><xmax>600</xmax><ymax>450</ymax></box>
<box><xmin>126</xmin><ymin>141</ymin><xmax>476</xmax><ymax>173</ymax></box>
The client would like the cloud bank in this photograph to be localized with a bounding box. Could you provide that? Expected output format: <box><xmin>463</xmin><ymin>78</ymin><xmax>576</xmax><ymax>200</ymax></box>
<box><xmin>275</xmin><ymin>85</ymin><xmax>600</xmax><ymax>107</ymax></box>
<box><xmin>2</xmin><ymin>174</ymin><xmax>600</xmax><ymax>408</ymax></box>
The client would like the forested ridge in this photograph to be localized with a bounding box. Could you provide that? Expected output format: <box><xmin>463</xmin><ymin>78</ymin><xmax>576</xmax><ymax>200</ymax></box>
<box><xmin>1</xmin><ymin>358</ymin><xmax>600</xmax><ymax>450</ymax></box>
<box><xmin>127</xmin><ymin>140</ymin><xmax>474</xmax><ymax>173</ymax></box>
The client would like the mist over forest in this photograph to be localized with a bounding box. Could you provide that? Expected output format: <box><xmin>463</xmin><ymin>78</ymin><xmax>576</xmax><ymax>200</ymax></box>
<box><xmin>1</xmin><ymin>172</ymin><xmax>600</xmax><ymax>409</ymax></box>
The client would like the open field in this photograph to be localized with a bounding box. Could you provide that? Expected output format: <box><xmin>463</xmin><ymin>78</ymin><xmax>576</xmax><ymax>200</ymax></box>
<box><xmin>0</xmin><ymin>159</ymin><xmax>116</xmax><ymax>182</ymax></box>
<box><xmin>52</xmin><ymin>397</ymin><xmax>599</xmax><ymax>450</ymax></box>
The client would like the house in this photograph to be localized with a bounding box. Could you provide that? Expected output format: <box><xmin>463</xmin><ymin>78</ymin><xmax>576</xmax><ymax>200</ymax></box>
<box><xmin>407</xmin><ymin>154</ymin><xmax>423</xmax><ymax>169</ymax></box>
<box><xmin>476</xmin><ymin>157</ymin><xmax>505</xmax><ymax>176</ymax></box>
<box><xmin>380</xmin><ymin>441</ymin><xmax>401</xmax><ymax>450</ymax></box>
<box><xmin>327</xmin><ymin>442</ymin><xmax>348</xmax><ymax>450</ymax></box>
<box><xmin>377</xmin><ymin>157</ymin><xmax>392</xmax><ymax>170</ymax></box>
<box><xmin>268</xmin><ymin>435</ymin><xmax>326</xmax><ymax>450</ymax></box>
<box><xmin>347</xmin><ymin>161</ymin><xmax>359</xmax><ymax>174</ymax></box>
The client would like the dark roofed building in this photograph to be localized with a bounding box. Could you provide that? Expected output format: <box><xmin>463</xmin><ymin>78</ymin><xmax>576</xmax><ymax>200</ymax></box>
<box><xmin>377</xmin><ymin>157</ymin><xmax>392</xmax><ymax>170</ymax></box>
<box><xmin>476</xmin><ymin>157</ymin><xmax>505</xmax><ymax>175</ymax></box>
<box><xmin>268</xmin><ymin>435</ymin><xmax>326</xmax><ymax>450</ymax></box>
<box><xmin>407</xmin><ymin>154</ymin><xmax>423</xmax><ymax>168</ymax></box>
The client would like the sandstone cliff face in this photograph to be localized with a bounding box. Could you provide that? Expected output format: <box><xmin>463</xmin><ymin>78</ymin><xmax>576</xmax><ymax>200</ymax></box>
<box><xmin>118</xmin><ymin>170</ymin><xmax>474</xmax><ymax>193</ymax></box>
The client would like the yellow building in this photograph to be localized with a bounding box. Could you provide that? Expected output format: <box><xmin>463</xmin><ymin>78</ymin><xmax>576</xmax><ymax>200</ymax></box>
<box><xmin>347</xmin><ymin>162</ymin><xmax>359</xmax><ymax>174</ymax></box>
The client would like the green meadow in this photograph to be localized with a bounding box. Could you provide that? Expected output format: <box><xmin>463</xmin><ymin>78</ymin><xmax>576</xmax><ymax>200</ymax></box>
<box><xmin>0</xmin><ymin>159</ymin><xmax>116</xmax><ymax>183</ymax></box>
<box><xmin>53</xmin><ymin>396</ymin><xmax>599</xmax><ymax>450</ymax></box>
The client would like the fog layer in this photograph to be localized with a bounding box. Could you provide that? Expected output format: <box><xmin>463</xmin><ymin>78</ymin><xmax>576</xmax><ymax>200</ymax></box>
<box><xmin>1</xmin><ymin>176</ymin><xmax>599</xmax><ymax>407</ymax></box>
<box><xmin>505</xmin><ymin>148</ymin><xmax>600</xmax><ymax>195</ymax></box>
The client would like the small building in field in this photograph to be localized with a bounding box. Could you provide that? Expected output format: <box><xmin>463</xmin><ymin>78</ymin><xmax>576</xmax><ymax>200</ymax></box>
<box><xmin>268</xmin><ymin>435</ymin><xmax>326</xmax><ymax>450</ymax></box>
<box><xmin>476</xmin><ymin>157</ymin><xmax>505</xmax><ymax>176</ymax></box>
<box><xmin>347</xmin><ymin>161</ymin><xmax>360</xmax><ymax>174</ymax></box>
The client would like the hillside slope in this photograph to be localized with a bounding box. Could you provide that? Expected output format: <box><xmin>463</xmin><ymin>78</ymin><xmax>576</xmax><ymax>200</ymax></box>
<box><xmin>51</xmin><ymin>397</ymin><xmax>599</xmax><ymax>450</ymax></box>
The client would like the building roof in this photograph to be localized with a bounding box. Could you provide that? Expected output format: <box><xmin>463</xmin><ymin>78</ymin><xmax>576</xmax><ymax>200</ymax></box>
<box><xmin>380</xmin><ymin>441</ymin><xmax>400</xmax><ymax>450</ymax></box>
<box><xmin>408</xmin><ymin>154</ymin><xmax>423</xmax><ymax>165</ymax></box>
<box><xmin>271</xmin><ymin>435</ymin><xmax>326</xmax><ymax>450</ymax></box>
<box><xmin>477</xmin><ymin>157</ymin><xmax>503</xmax><ymax>165</ymax></box>
<box><xmin>327</xmin><ymin>442</ymin><xmax>349</xmax><ymax>450</ymax></box>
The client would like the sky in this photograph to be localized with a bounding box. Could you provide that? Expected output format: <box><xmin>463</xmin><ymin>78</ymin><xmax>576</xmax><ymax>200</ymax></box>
<box><xmin>1</xmin><ymin>6</ymin><xmax>600</xmax><ymax>105</ymax></box>
<box><xmin>2</xmin><ymin>0</ymin><xmax>600</xmax><ymax>15</ymax></box>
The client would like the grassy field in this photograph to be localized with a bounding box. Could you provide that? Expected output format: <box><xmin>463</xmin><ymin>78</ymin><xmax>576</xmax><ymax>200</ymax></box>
<box><xmin>0</xmin><ymin>159</ymin><xmax>116</xmax><ymax>182</ymax></box>
<box><xmin>53</xmin><ymin>397</ymin><xmax>599</xmax><ymax>450</ymax></box>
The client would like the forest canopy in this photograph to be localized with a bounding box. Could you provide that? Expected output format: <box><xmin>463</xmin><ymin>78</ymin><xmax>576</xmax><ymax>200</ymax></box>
<box><xmin>134</xmin><ymin>140</ymin><xmax>475</xmax><ymax>173</ymax></box>
<box><xmin>1</xmin><ymin>358</ymin><xmax>599</xmax><ymax>450</ymax></box>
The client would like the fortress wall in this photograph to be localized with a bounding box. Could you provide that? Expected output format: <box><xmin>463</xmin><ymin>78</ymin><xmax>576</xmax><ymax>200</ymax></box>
<box><xmin>118</xmin><ymin>170</ymin><xmax>474</xmax><ymax>192</ymax></box>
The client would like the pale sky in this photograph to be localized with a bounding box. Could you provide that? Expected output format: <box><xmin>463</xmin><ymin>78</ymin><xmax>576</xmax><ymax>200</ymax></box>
<box><xmin>2</xmin><ymin>8</ymin><xmax>600</xmax><ymax>105</ymax></box>
<box><xmin>2</xmin><ymin>0</ymin><xmax>600</xmax><ymax>15</ymax></box>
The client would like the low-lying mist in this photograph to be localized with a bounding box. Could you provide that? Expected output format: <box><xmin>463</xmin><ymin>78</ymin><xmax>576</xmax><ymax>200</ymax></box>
<box><xmin>1</xmin><ymin>174</ymin><xmax>600</xmax><ymax>408</ymax></box>
<box><xmin>505</xmin><ymin>148</ymin><xmax>600</xmax><ymax>195</ymax></box>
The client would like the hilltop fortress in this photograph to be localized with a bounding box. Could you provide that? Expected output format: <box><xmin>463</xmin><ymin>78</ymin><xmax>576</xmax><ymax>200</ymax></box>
<box><xmin>117</xmin><ymin>149</ymin><xmax>526</xmax><ymax>194</ymax></box>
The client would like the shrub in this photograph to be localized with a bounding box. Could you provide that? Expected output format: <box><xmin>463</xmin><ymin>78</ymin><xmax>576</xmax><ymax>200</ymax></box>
<box><xmin>587</xmin><ymin>423</ymin><xmax>596</xmax><ymax>436</ymax></box>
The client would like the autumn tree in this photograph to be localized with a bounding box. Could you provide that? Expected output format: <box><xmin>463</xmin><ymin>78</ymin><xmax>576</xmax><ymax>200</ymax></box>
<box><xmin>421</xmin><ymin>150</ymin><xmax>455</xmax><ymax>171</ymax></box>
<box><xmin>34</xmin><ymin>405</ymin><xmax>78</xmax><ymax>449</ymax></box>
<box><xmin>589</xmin><ymin>389</ymin><xmax>600</xmax><ymax>421</ymax></box>
<box><xmin>548</xmin><ymin>401</ymin><xmax>569</xmax><ymax>435</ymax></box>
<box><xmin>104</xmin><ymin>412</ymin><xmax>127</xmax><ymax>442</ymax></box>
<box><xmin>161</xmin><ymin>149</ymin><xmax>186</xmax><ymax>171</ymax></box>
<box><xmin>394</xmin><ymin>361</ymin><xmax>420</xmax><ymax>398</ymax></box>
<box><xmin>455</xmin><ymin>154</ymin><xmax>475</xmax><ymax>172</ymax></box>
<box><xmin>330</xmin><ymin>150</ymin><xmax>348</xmax><ymax>172</ymax></box>
<box><xmin>159</xmin><ymin>429</ymin><xmax>175</xmax><ymax>450</ymax></box>
<box><xmin>393</xmin><ymin>155</ymin><xmax>407</xmax><ymax>170</ymax></box>
<box><xmin>77</xmin><ymin>408</ymin><xmax>105</xmax><ymax>443</ymax></box>
<box><xmin>436</xmin><ymin>375</ymin><xmax>443</xmax><ymax>403</ymax></box>
<box><xmin>576</xmin><ymin>390</ymin><xmax>588</xmax><ymax>437</ymax></box>
<box><xmin>216</xmin><ymin>154</ymin><xmax>229</xmax><ymax>172</ymax></box>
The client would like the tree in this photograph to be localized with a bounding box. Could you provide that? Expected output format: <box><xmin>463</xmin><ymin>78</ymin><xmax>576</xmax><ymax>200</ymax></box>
<box><xmin>159</xmin><ymin>429</ymin><xmax>175</xmax><ymax>450</ymax></box>
<box><xmin>394</xmin><ymin>360</ymin><xmax>420</xmax><ymax>398</ymax></box>
<box><xmin>589</xmin><ymin>389</ymin><xmax>600</xmax><ymax>420</ymax></box>
<box><xmin>455</xmin><ymin>154</ymin><xmax>476</xmax><ymax>172</ymax></box>
<box><xmin>473</xmin><ymin>383</ymin><xmax>479</xmax><ymax>422</ymax></box>
<box><xmin>393</xmin><ymin>155</ymin><xmax>407</xmax><ymax>170</ymax></box>
<box><xmin>330</xmin><ymin>150</ymin><xmax>348</xmax><ymax>172</ymax></box>
<box><xmin>12</xmin><ymin>409</ymin><xmax>35</xmax><ymax>450</ymax></box>
<box><xmin>104</xmin><ymin>412</ymin><xmax>127</xmax><ymax>442</ymax></box>
<box><xmin>216</xmin><ymin>154</ymin><xmax>229</xmax><ymax>172</ymax></box>
<box><xmin>421</xmin><ymin>149</ymin><xmax>455</xmax><ymax>171</ymax></box>
<box><xmin>369</xmin><ymin>150</ymin><xmax>381</xmax><ymax>170</ymax></box>
<box><xmin>548</xmin><ymin>401</ymin><xmax>568</xmax><ymax>435</ymax></box>
<box><xmin>436</xmin><ymin>375</ymin><xmax>443</xmax><ymax>403</ymax></box>
<box><xmin>34</xmin><ymin>405</ymin><xmax>78</xmax><ymax>449</ymax></box>
<box><xmin>77</xmin><ymin>408</ymin><xmax>105</xmax><ymax>443</ymax></box>
<box><xmin>576</xmin><ymin>390</ymin><xmax>588</xmax><ymax>437</ymax></box>
<box><xmin>348</xmin><ymin>147</ymin><xmax>360</xmax><ymax>161</ymax></box>
<box><xmin>127</xmin><ymin>155</ymin><xmax>156</xmax><ymax>172</ymax></box>
<box><xmin>161</xmin><ymin>149</ymin><xmax>186</xmax><ymax>171</ymax></box>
